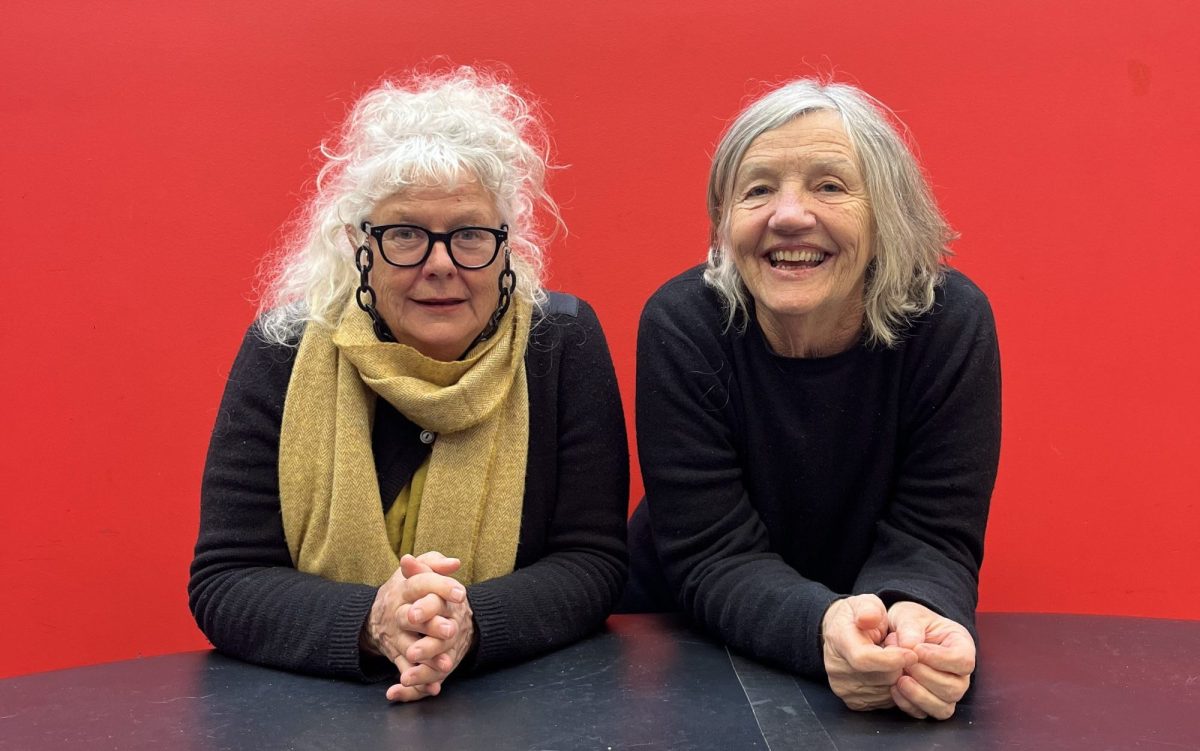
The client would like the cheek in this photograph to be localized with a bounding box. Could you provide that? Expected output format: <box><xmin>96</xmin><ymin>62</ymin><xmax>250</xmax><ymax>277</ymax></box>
<box><xmin>728</xmin><ymin>212</ymin><xmax>754</xmax><ymax>252</ymax></box>
<box><xmin>729</xmin><ymin>245</ymin><xmax>755</xmax><ymax>276</ymax></box>
<box><xmin>728</xmin><ymin>223</ymin><xmax>763</xmax><ymax>280</ymax></box>
<box><xmin>374</xmin><ymin>268</ymin><xmax>414</xmax><ymax>306</ymax></box>
<box><xmin>471</xmin><ymin>272</ymin><xmax>501</xmax><ymax>310</ymax></box>
<box><xmin>850</xmin><ymin>207</ymin><xmax>873</xmax><ymax>251</ymax></box>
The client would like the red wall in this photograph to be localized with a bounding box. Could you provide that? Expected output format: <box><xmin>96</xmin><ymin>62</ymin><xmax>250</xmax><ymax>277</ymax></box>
<box><xmin>3</xmin><ymin>0</ymin><xmax>1198</xmax><ymax>678</ymax></box>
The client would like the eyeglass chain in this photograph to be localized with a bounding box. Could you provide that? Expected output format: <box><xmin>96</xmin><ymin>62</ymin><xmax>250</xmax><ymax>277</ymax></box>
<box><xmin>354</xmin><ymin>243</ymin><xmax>397</xmax><ymax>342</ymax></box>
<box><xmin>460</xmin><ymin>249</ymin><xmax>516</xmax><ymax>358</ymax></box>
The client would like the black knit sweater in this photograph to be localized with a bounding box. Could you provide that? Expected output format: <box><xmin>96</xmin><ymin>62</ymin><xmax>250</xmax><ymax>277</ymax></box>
<box><xmin>630</xmin><ymin>266</ymin><xmax>1001</xmax><ymax>680</ymax></box>
<box><xmin>189</xmin><ymin>294</ymin><xmax>629</xmax><ymax>681</ymax></box>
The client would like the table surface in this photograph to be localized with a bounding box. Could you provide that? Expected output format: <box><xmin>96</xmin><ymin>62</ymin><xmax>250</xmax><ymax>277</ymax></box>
<box><xmin>2</xmin><ymin>613</ymin><xmax>1198</xmax><ymax>750</ymax></box>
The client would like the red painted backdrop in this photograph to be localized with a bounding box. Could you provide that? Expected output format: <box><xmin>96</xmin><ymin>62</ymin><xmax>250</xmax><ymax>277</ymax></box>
<box><xmin>2</xmin><ymin>0</ymin><xmax>1198</xmax><ymax>678</ymax></box>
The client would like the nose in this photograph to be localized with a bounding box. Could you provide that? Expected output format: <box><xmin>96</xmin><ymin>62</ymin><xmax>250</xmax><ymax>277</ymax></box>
<box><xmin>767</xmin><ymin>188</ymin><xmax>817</xmax><ymax>232</ymax></box>
<box><xmin>422</xmin><ymin>238</ymin><xmax>457</xmax><ymax>275</ymax></box>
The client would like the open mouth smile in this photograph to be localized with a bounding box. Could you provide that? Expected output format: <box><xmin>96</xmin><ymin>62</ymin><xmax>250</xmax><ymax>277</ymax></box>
<box><xmin>768</xmin><ymin>249</ymin><xmax>828</xmax><ymax>269</ymax></box>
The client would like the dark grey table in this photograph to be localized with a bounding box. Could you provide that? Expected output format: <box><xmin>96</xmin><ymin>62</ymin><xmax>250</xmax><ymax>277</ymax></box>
<box><xmin>2</xmin><ymin>613</ymin><xmax>1198</xmax><ymax>750</ymax></box>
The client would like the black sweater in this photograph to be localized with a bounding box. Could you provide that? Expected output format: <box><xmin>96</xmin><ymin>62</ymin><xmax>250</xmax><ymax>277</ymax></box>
<box><xmin>631</xmin><ymin>266</ymin><xmax>1001</xmax><ymax>680</ymax></box>
<box><xmin>189</xmin><ymin>294</ymin><xmax>629</xmax><ymax>681</ymax></box>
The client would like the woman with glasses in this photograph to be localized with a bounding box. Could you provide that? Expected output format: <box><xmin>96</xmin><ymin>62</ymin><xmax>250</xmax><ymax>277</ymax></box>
<box><xmin>189</xmin><ymin>68</ymin><xmax>628</xmax><ymax>702</ymax></box>
<box><xmin>624</xmin><ymin>79</ymin><xmax>1000</xmax><ymax>720</ymax></box>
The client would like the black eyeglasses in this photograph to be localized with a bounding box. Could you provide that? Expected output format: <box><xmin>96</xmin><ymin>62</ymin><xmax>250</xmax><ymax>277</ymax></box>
<box><xmin>360</xmin><ymin>222</ymin><xmax>508</xmax><ymax>269</ymax></box>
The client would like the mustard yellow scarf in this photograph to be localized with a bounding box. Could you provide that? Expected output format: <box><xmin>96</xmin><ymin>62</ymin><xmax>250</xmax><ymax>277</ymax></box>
<box><xmin>278</xmin><ymin>295</ymin><xmax>531</xmax><ymax>586</ymax></box>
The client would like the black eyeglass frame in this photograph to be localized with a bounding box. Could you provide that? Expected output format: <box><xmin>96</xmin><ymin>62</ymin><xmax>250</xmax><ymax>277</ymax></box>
<box><xmin>360</xmin><ymin>221</ymin><xmax>509</xmax><ymax>270</ymax></box>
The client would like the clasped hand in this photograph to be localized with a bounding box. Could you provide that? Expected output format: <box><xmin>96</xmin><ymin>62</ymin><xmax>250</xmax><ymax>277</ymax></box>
<box><xmin>822</xmin><ymin>595</ymin><xmax>975</xmax><ymax>720</ymax></box>
<box><xmin>363</xmin><ymin>552</ymin><xmax>475</xmax><ymax>702</ymax></box>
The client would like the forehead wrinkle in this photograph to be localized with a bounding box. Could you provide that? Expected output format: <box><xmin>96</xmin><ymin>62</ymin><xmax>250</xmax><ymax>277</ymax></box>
<box><xmin>735</xmin><ymin>150</ymin><xmax>861</xmax><ymax>186</ymax></box>
<box><xmin>738</xmin><ymin>113</ymin><xmax>860</xmax><ymax>174</ymax></box>
<box><xmin>377</xmin><ymin>205</ymin><xmax>496</xmax><ymax>228</ymax></box>
<box><xmin>373</xmin><ymin>180</ymin><xmax>499</xmax><ymax>225</ymax></box>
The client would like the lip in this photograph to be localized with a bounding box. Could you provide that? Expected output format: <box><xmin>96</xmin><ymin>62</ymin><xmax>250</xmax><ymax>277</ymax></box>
<box><xmin>413</xmin><ymin>298</ymin><xmax>467</xmax><ymax>307</ymax></box>
<box><xmin>762</xmin><ymin>242</ymin><xmax>833</xmax><ymax>278</ymax></box>
<box><xmin>761</xmin><ymin>242</ymin><xmax>830</xmax><ymax>258</ymax></box>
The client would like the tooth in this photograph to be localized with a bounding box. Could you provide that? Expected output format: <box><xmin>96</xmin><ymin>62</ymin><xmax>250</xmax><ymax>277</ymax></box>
<box><xmin>771</xmin><ymin>249</ymin><xmax>827</xmax><ymax>263</ymax></box>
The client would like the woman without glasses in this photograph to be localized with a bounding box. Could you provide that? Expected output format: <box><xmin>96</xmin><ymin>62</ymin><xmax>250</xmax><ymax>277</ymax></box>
<box><xmin>190</xmin><ymin>68</ymin><xmax>628</xmax><ymax>702</ymax></box>
<box><xmin>626</xmin><ymin>78</ymin><xmax>1001</xmax><ymax>720</ymax></box>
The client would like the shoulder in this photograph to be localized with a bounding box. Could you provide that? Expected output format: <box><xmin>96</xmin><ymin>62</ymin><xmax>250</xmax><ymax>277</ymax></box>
<box><xmin>935</xmin><ymin>268</ymin><xmax>994</xmax><ymax>318</ymax></box>
<box><xmin>642</xmin><ymin>264</ymin><xmax>720</xmax><ymax>319</ymax></box>
<box><xmin>531</xmin><ymin>291</ymin><xmax>602</xmax><ymax>341</ymax></box>
<box><xmin>637</xmin><ymin>264</ymin><xmax>731</xmax><ymax>363</ymax></box>
<box><xmin>896</xmin><ymin>268</ymin><xmax>1000</xmax><ymax>392</ymax></box>
<box><xmin>542</xmin><ymin>290</ymin><xmax>580</xmax><ymax>319</ymax></box>
<box><xmin>207</xmin><ymin>319</ymin><xmax>305</xmax><ymax>440</ymax></box>
<box><xmin>524</xmin><ymin>292</ymin><xmax>620</xmax><ymax>417</ymax></box>
<box><xmin>907</xmin><ymin>268</ymin><xmax>997</xmax><ymax>347</ymax></box>
<box><xmin>527</xmin><ymin>292</ymin><xmax>613</xmax><ymax>370</ymax></box>
<box><xmin>223</xmin><ymin>318</ymin><xmax>302</xmax><ymax>399</ymax></box>
<box><xmin>240</xmin><ymin>319</ymin><xmax>302</xmax><ymax>367</ymax></box>
<box><xmin>639</xmin><ymin>265</ymin><xmax>727</xmax><ymax>340</ymax></box>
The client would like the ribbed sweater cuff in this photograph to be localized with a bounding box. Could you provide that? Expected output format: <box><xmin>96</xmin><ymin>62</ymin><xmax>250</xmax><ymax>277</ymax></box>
<box><xmin>801</xmin><ymin>591</ymin><xmax>842</xmax><ymax>680</ymax></box>
<box><xmin>328</xmin><ymin>586</ymin><xmax>390</xmax><ymax>681</ymax></box>
<box><xmin>463</xmin><ymin>585</ymin><xmax>510</xmax><ymax>673</ymax></box>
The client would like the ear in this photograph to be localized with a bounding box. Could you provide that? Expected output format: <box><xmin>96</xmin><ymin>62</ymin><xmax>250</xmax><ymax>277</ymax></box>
<box><xmin>344</xmin><ymin>224</ymin><xmax>361</xmax><ymax>250</ymax></box>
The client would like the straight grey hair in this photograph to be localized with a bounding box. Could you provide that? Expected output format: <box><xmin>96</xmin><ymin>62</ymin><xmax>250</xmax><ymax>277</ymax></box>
<box><xmin>256</xmin><ymin>67</ymin><xmax>559</xmax><ymax>346</ymax></box>
<box><xmin>704</xmin><ymin>78</ymin><xmax>954</xmax><ymax>348</ymax></box>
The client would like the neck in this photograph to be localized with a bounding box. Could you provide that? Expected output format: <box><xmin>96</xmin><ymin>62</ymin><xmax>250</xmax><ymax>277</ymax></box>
<box><xmin>756</xmin><ymin>304</ymin><xmax>864</xmax><ymax>358</ymax></box>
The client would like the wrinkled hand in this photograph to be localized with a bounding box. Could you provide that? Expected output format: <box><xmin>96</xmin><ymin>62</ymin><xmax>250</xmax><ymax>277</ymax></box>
<box><xmin>822</xmin><ymin>594</ymin><xmax>917</xmax><ymax>711</ymax></box>
<box><xmin>365</xmin><ymin>551</ymin><xmax>466</xmax><ymax>702</ymax></box>
<box><xmin>883</xmin><ymin>602</ymin><xmax>975</xmax><ymax>720</ymax></box>
<box><xmin>385</xmin><ymin>554</ymin><xmax>475</xmax><ymax>702</ymax></box>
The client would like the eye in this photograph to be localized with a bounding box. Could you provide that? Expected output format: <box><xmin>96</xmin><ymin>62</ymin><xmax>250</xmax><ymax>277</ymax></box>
<box><xmin>456</xmin><ymin>228</ymin><xmax>484</xmax><ymax>242</ymax></box>
<box><xmin>743</xmin><ymin>184</ymin><xmax>772</xmax><ymax>199</ymax></box>
<box><xmin>817</xmin><ymin>181</ymin><xmax>846</xmax><ymax>194</ymax></box>
<box><xmin>390</xmin><ymin>227</ymin><xmax>421</xmax><ymax>241</ymax></box>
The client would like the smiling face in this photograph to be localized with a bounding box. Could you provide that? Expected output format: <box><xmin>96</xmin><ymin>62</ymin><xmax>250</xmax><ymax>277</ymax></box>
<box><xmin>366</xmin><ymin>178</ymin><xmax>504</xmax><ymax>360</ymax></box>
<box><xmin>727</xmin><ymin>109</ymin><xmax>874</xmax><ymax>357</ymax></box>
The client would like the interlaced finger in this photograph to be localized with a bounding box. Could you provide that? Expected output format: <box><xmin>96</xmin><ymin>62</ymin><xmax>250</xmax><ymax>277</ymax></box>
<box><xmin>406</xmin><ymin>592</ymin><xmax>448</xmax><ymax>625</ymax></box>
<box><xmin>406</xmin><ymin>633</ymin><xmax>454</xmax><ymax>665</ymax></box>
<box><xmin>386</xmin><ymin>679</ymin><xmax>442</xmax><ymax>703</ymax></box>
<box><xmin>401</xmin><ymin>572</ymin><xmax>466</xmax><ymax>606</ymax></box>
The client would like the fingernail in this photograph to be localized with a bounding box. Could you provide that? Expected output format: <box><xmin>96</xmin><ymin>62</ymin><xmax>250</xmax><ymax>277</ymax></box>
<box><xmin>442</xmin><ymin>625</ymin><xmax>453</xmax><ymax>638</ymax></box>
<box><xmin>411</xmin><ymin>607</ymin><xmax>423</xmax><ymax>620</ymax></box>
<box><xmin>451</xmin><ymin>586</ymin><xmax>465</xmax><ymax>601</ymax></box>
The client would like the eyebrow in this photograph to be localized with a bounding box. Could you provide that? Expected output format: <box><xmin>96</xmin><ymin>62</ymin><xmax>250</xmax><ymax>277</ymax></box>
<box><xmin>734</xmin><ymin>156</ymin><xmax>859</xmax><ymax>184</ymax></box>
<box><xmin>377</xmin><ymin>211</ymin><xmax>495</xmax><ymax>227</ymax></box>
